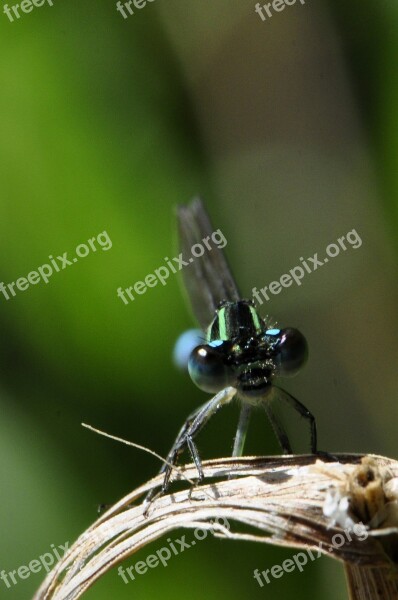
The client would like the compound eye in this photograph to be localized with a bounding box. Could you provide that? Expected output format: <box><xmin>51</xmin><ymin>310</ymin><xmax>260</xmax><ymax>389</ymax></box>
<box><xmin>272</xmin><ymin>328</ymin><xmax>308</xmax><ymax>377</ymax></box>
<box><xmin>188</xmin><ymin>344</ymin><xmax>234</xmax><ymax>394</ymax></box>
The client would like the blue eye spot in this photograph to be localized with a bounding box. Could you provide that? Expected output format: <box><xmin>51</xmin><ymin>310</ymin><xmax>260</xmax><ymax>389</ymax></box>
<box><xmin>265</xmin><ymin>328</ymin><xmax>281</xmax><ymax>336</ymax></box>
<box><xmin>208</xmin><ymin>339</ymin><xmax>224</xmax><ymax>348</ymax></box>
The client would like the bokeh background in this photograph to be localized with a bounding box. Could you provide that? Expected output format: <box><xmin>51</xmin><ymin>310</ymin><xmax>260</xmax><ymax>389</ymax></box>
<box><xmin>0</xmin><ymin>0</ymin><xmax>397</xmax><ymax>598</ymax></box>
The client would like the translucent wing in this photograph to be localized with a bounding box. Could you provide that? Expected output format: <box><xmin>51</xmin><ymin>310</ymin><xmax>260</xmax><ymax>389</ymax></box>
<box><xmin>177</xmin><ymin>198</ymin><xmax>241</xmax><ymax>329</ymax></box>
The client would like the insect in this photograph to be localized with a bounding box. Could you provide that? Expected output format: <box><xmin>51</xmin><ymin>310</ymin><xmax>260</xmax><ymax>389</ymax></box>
<box><xmin>148</xmin><ymin>198</ymin><xmax>327</xmax><ymax>502</ymax></box>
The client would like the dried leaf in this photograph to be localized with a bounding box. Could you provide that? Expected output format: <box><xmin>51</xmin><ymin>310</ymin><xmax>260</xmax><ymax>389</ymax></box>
<box><xmin>33</xmin><ymin>454</ymin><xmax>398</xmax><ymax>600</ymax></box>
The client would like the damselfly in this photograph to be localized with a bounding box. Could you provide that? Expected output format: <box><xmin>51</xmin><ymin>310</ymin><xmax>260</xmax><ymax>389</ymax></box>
<box><xmin>149</xmin><ymin>198</ymin><xmax>327</xmax><ymax>501</ymax></box>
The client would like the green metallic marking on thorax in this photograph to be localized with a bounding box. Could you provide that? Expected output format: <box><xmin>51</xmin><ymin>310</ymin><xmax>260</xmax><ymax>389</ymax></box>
<box><xmin>249</xmin><ymin>305</ymin><xmax>262</xmax><ymax>332</ymax></box>
<box><xmin>206</xmin><ymin>302</ymin><xmax>263</xmax><ymax>342</ymax></box>
<box><xmin>217</xmin><ymin>306</ymin><xmax>228</xmax><ymax>340</ymax></box>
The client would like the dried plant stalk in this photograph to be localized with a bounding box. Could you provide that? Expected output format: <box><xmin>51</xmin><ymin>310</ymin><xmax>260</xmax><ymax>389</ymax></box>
<box><xmin>345</xmin><ymin>564</ymin><xmax>398</xmax><ymax>600</ymax></box>
<box><xmin>33</xmin><ymin>453</ymin><xmax>398</xmax><ymax>600</ymax></box>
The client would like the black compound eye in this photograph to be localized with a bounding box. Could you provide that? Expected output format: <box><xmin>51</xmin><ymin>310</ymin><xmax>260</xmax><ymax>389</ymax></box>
<box><xmin>269</xmin><ymin>327</ymin><xmax>308</xmax><ymax>377</ymax></box>
<box><xmin>188</xmin><ymin>343</ymin><xmax>235</xmax><ymax>393</ymax></box>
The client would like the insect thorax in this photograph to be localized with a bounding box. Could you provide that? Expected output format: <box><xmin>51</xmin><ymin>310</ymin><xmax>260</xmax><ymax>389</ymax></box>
<box><xmin>205</xmin><ymin>300</ymin><xmax>275</xmax><ymax>397</ymax></box>
<box><xmin>206</xmin><ymin>300</ymin><xmax>263</xmax><ymax>342</ymax></box>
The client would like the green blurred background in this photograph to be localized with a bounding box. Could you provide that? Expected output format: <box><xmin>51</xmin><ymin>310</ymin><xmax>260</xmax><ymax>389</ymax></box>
<box><xmin>0</xmin><ymin>0</ymin><xmax>397</xmax><ymax>598</ymax></box>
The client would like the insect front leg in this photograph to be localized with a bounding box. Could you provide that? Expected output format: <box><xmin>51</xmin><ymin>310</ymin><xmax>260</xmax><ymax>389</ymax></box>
<box><xmin>145</xmin><ymin>387</ymin><xmax>236</xmax><ymax>504</ymax></box>
<box><xmin>262</xmin><ymin>397</ymin><xmax>293</xmax><ymax>454</ymax></box>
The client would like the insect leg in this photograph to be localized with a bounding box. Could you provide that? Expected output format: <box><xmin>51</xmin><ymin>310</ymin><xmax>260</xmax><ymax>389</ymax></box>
<box><xmin>232</xmin><ymin>403</ymin><xmax>252</xmax><ymax>458</ymax></box>
<box><xmin>274</xmin><ymin>386</ymin><xmax>317</xmax><ymax>453</ymax></box>
<box><xmin>146</xmin><ymin>386</ymin><xmax>236</xmax><ymax>503</ymax></box>
<box><xmin>262</xmin><ymin>397</ymin><xmax>293</xmax><ymax>454</ymax></box>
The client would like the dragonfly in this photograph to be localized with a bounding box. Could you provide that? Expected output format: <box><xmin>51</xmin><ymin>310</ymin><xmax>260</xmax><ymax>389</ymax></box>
<box><xmin>148</xmin><ymin>198</ymin><xmax>327</xmax><ymax>502</ymax></box>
